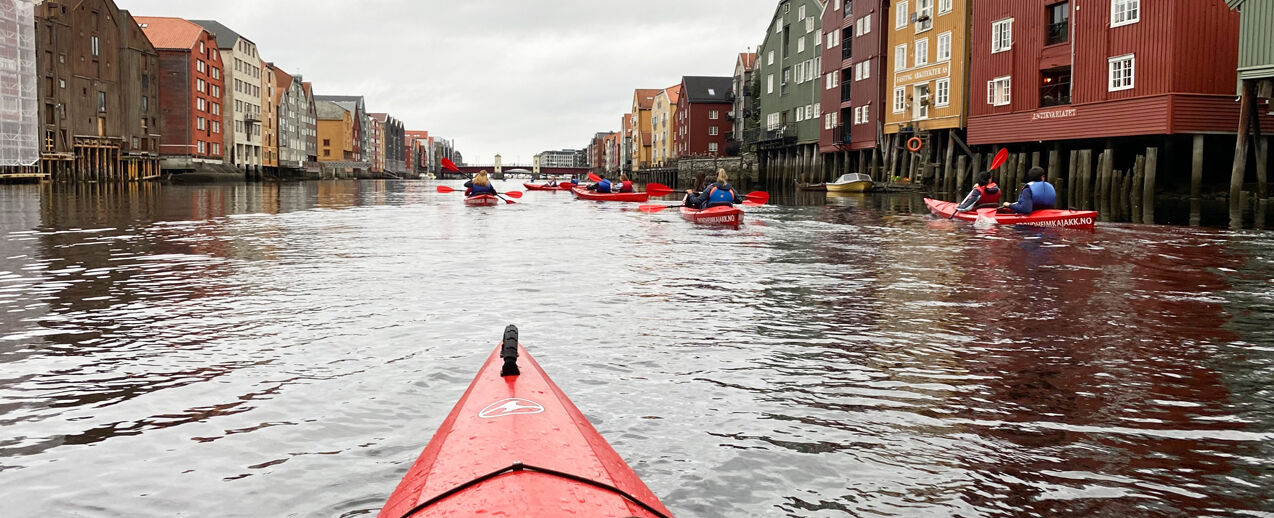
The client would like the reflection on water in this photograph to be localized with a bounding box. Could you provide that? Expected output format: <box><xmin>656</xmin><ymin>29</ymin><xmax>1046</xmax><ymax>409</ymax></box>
<box><xmin>0</xmin><ymin>181</ymin><xmax>1272</xmax><ymax>517</ymax></box>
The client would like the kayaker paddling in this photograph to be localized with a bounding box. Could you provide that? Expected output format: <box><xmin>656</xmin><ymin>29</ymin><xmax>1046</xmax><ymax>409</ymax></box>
<box><xmin>615</xmin><ymin>173</ymin><xmax>635</xmax><ymax>193</ymax></box>
<box><xmin>955</xmin><ymin>172</ymin><xmax>1001</xmax><ymax>213</ymax></box>
<box><xmin>587</xmin><ymin>174</ymin><xmax>613</xmax><ymax>193</ymax></box>
<box><xmin>684</xmin><ymin>168</ymin><xmax>744</xmax><ymax>210</ymax></box>
<box><xmin>464</xmin><ymin>170</ymin><xmax>499</xmax><ymax>197</ymax></box>
<box><xmin>1000</xmin><ymin>167</ymin><xmax>1056</xmax><ymax>215</ymax></box>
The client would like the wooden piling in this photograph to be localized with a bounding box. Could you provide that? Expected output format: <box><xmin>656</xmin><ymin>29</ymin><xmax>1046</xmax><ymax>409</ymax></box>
<box><xmin>1016</xmin><ymin>153</ymin><xmax>1028</xmax><ymax>193</ymax></box>
<box><xmin>1231</xmin><ymin>80</ymin><xmax>1254</xmax><ymax>199</ymax></box>
<box><xmin>955</xmin><ymin>155</ymin><xmax>968</xmax><ymax>194</ymax></box>
<box><xmin>971</xmin><ymin>152</ymin><xmax>983</xmax><ymax>189</ymax></box>
<box><xmin>1191</xmin><ymin>135</ymin><xmax>1205</xmax><ymax>198</ymax></box>
<box><xmin>1079</xmin><ymin>149</ymin><xmax>1093</xmax><ymax>210</ymax></box>
<box><xmin>1258</xmin><ymin>137</ymin><xmax>1269</xmax><ymax>199</ymax></box>
<box><xmin>1067</xmin><ymin>150</ymin><xmax>1078</xmax><ymax>208</ymax></box>
<box><xmin>1144</xmin><ymin>147</ymin><xmax>1159</xmax><ymax>223</ymax></box>
<box><xmin>944</xmin><ymin>131</ymin><xmax>956</xmax><ymax>192</ymax></box>
<box><xmin>1131</xmin><ymin>154</ymin><xmax>1146</xmax><ymax>216</ymax></box>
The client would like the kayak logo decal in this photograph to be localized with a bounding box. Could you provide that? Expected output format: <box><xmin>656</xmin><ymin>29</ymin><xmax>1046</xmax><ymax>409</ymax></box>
<box><xmin>478</xmin><ymin>398</ymin><xmax>545</xmax><ymax>419</ymax></box>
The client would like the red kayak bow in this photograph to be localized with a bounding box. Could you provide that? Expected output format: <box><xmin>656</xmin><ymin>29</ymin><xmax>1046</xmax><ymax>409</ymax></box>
<box><xmin>378</xmin><ymin>326</ymin><xmax>671</xmax><ymax>518</ymax></box>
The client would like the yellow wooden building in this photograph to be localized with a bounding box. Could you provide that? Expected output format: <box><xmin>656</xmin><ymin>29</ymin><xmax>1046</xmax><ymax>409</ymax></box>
<box><xmin>883</xmin><ymin>0</ymin><xmax>970</xmax><ymax>136</ymax></box>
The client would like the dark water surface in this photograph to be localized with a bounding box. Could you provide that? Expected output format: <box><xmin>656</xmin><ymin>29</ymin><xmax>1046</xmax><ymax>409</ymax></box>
<box><xmin>1</xmin><ymin>181</ymin><xmax>1272</xmax><ymax>517</ymax></box>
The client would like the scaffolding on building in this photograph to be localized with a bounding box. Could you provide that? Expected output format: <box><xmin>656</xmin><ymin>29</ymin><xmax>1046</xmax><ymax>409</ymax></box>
<box><xmin>0</xmin><ymin>0</ymin><xmax>39</xmax><ymax>176</ymax></box>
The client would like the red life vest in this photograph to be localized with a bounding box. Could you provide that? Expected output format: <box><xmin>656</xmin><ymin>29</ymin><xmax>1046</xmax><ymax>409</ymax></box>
<box><xmin>975</xmin><ymin>182</ymin><xmax>1001</xmax><ymax>208</ymax></box>
<box><xmin>618</xmin><ymin>180</ymin><xmax>634</xmax><ymax>193</ymax></box>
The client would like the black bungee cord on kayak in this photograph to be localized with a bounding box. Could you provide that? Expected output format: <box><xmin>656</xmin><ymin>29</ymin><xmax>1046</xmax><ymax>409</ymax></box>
<box><xmin>500</xmin><ymin>324</ymin><xmax>519</xmax><ymax>377</ymax></box>
<box><xmin>397</xmin><ymin>462</ymin><xmax>672</xmax><ymax>518</ymax></box>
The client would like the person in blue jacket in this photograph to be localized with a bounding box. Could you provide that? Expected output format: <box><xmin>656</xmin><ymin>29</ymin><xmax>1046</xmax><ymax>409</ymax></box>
<box><xmin>586</xmin><ymin>175</ymin><xmax>612</xmax><ymax>193</ymax></box>
<box><xmin>684</xmin><ymin>169</ymin><xmax>744</xmax><ymax>209</ymax></box>
<box><xmin>464</xmin><ymin>170</ymin><xmax>498</xmax><ymax>197</ymax></box>
<box><xmin>1000</xmin><ymin>167</ymin><xmax>1056</xmax><ymax>214</ymax></box>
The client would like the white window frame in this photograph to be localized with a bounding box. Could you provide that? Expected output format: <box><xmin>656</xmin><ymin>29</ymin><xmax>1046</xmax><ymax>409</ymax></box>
<box><xmin>767</xmin><ymin>74</ymin><xmax>774</xmax><ymax>94</ymax></box>
<box><xmin>708</xmin><ymin>142</ymin><xmax>719</xmax><ymax>153</ymax></box>
<box><xmin>709</xmin><ymin>110</ymin><xmax>719</xmax><ymax>120</ymax></box>
<box><xmin>915</xmin><ymin>38</ymin><xmax>929</xmax><ymax>67</ymax></box>
<box><xmin>893</xmin><ymin>87</ymin><xmax>906</xmax><ymax>113</ymax></box>
<box><xmin>988</xmin><ymin>76</ymin><xmax>1011</xmax><ymax>106</ymax></box>
<box><xmin>915</xmin><ymin>0</ymin><xmax>934</xmax><ymax>33</ymax></box>
<box><xmin>862</xmin><ymin>60</ymin><xmax>870</xmax><ymax>80</ymax></box>
<box><xmin>768</xmin><ymin>51</ymin><xmax>775</xmax><ymax>65</ymax></box>
<box><xmin>1111</xmin><ymin>0</ymin><xmax>1140</xmax><ymax>28</ymax></box>
<box><xmin>935</xmin><ymin>78</ymin><xmax>950</xmax><ymax>107</ymax></box>
<box><xmin>936</xmin><ymin>32</ymin><xmax>952</xmax><ymax>62</ymax></box>
<box><xmin>863</xmin><ymin>14</ymin><xmax>872</xmax><ymax>34</ymax></box>
<box><xmin>1108</xmin><ymin>54</ymin><xmax>1135</xmax><ymax>91</ymax></box>
<box><xmin>856</xmin><ymin>17</ymin><xmax>864</xmax><ymax>36</ymax></box>
<box><xmin>709</xmin><ymin>126</ymin><xmax>719</xmax><ymax>136</ymax></box>
<box><xmin>896</xmin><ymin>1</ymin><xmax>909</xmax><ymax>30</ymax></box>
<box><xmin>992</xmin><ymin>19</ymin><xmax>1013</xmax><ymax>53</ymax></box>
<box><xmin>91</xmin><ymin>36</ymin><xmax>99</xmax><ymax>56</ymax></box>
<box><xmin>814</xmin><ymin>103</ymin><xmax>820</xmax><ymax>119</ymax></box>
<box><xmin>939</xmin><ymin>0</ymin><xmax>952</xmax><ymax>14</ymax></box>
<box><xmin>798</xmin><ymin>35</ymin><xmax>806</xmax><ymax>53</ymax></box>
<box><xmin>894</xmin><ymin>44</ymin><xmax>906</xmax><ymax>71</ymax></box>
<box><xmin>799</xmin><ymin>4</ymin><xmax>806</xmax><ymax>20</ymax></box>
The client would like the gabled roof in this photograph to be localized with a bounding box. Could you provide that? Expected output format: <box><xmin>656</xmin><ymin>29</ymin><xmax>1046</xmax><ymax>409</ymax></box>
<box><xmin>369</xmin><ymin>113</ymin><xmax>389</xmax><ymax>123</ymax></box>
<box><xmin>738</xmin><ymin>52</ymin><xmax>757</xmax><ymax>71</ymax></box>
<box><xmin>317</xmin><ymin>101</ymin><xmax>350</xmax><ymax>121</ymax></box>
<box><xmin>315</xmin><ymin>95</ymin><xmax>366</xmax><ymax>115</ymax></box>
<box><xmin>190</xmin><ymin>20</ymin><xmax>250</xmax><ymax>50</ymax></box>
<box><xmin>681</xmin><ymin>76</ymin><xmax>734</xmax><ymax>103</ymax></box>
<box><xmin>135</xmin><ymin>17</ymin><xmax>208</xmax><ymax>51</ymax></box>
<box><xmin>271</xmin><ymin>65</ymin><xmax>293</xmax><ymax>91</ymax></box>
<box><xmin>633</xmin><ymin>89</ymin><xmax>661</xmax><ymax>110</ymax></box>
<box><xmin>666</xmin><ymin>84</ymin><xmax>683</xmax><ymax>105</ymax></box>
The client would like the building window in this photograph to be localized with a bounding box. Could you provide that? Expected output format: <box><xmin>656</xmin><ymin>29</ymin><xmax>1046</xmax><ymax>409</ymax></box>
<box><xmin>797</xmin><ymin>35</ymin><xmax>806</xmax><ymax>53</ymax></box>
<box><xmin>915</xmin><ymin>38</ymin><xmax>929</xmax><ymax>67</ymax></box>
<box><xmin>988</xmin><ymin>76</ymin><xmax>1011</xmax><ymax>106</ymax></box>
<box><xmin>939</xmin><ymin>0</ymin><xmax>952</xmax><ymax>14</ymax></box>
<box><xmin>199</xmin><ymin>41</ymin><xmax>205</xmax><ymax>54</ymax></box>
<box><xmin>197</xmin><ymin>78</ymin><xmax>206</xmax><ymax>92</ymax></box>
<box><xmin>1111</xmin><ymin>0</ymin><xmax>1139</xmax><ymax>27</ymax></box>
<box><xmin>197</xmin><ymin>98</ymin><xmax>206</xmax><ymax>111</ymax></box>
<box><xmin>213</xmin><ymin>143</ymin><xmax>220</xmax><ymax>155</ymax></box>
<box><xmin>323</xmin><ymin>139</ymin><xmax>331</xmax><ymax>146</ymax></box>
<box><xmin>935</xmin><ymin>78</ymin><xmax>950</xmax><ymax>106</ymax></box>
<box><xmin>937</xmin><ymin>32</ymin><xmax>952</xmax><ymax>62</ymax></box>
<box><xmin>863</xmin><ymin>14</ymin><xmax>872</xmax><ymax>34</ymax></box>
<box><xmin>767</xmin><ymin>50</ymin><xmax>775</xmax><ymax>65</ymax></box>
<box><xmin>916</xmin><ymin>0</ymin><xmax>933</xmax><ymax>32</ymax></box>
<box><xmin>197</xmin><ymin>60</ymin><xmax>205</xmax><ymax>73</ymax></box>
<box><xmin>893</xmin><ymin>87</ymin><xmax>906</xmax><ymax>113</ymax></box>
<box><xmin>1041</xmin><ymin>67</ymin><xmax>1072</xmax><ymax>106</ymax></box>
<box><xmin>709</xmin><ymin>126</ymin><xmax>719</xmax><ymax>136</ymax></box>
<box><xmin>814</xmin><ymin>103</ymin><xmax>820</xmax><ymax>118</ymax></box>
<box><xmin>141</xmin><ymin>96</ymin><xmax>148</xmax><ymax>112</ymax></box>
<box><xmin>709</xmin><ymin>142</ymin><xmax>719</xmax><ymax>154</ymax></box>
<box><xmin>197</xmin><ymin>117</ymin><xmax>206</xmax><ymax>130</ymax></box>
<box><xmin>213</xmin><ymin>121</ymin><xmax>221</xmax><ymax>134</ymax></box>
<box><xmin>894</xmin><ymin>45</ymin><xmax>906</xmax><ymax>71</ymax></box>
<box><xmin>323</xmin><ymin>149</ymin><xmax>331</xmax><ymax>157</ymax></box>
<box><xmin>1047</xmin><ymin>3</ymin><xmax>1070</xmax><ymax>45</ymax></box>
<box><xmin>97</xmin><ymin>91</ymin><xmax>106</xmax><ymax>112</ymax></box>
<box><xmin>992</xmin><ymin>19</ymin><xmax>1013</xmax><ymax>53</ymax></box>
<box><xmin>710</xmin><ymin>110</ymin><xmax>719</xmax><ymax>119</ymax></box>
<box><xmin>896</xmin><ymin>1</ymin><xmax>909</xmax><ymax>30</ymax></box>
<box><xmin>1108</xmin><ymin>54</ymin><xmax>1134</xmax><ymax>91</ymax></box>
<box><xmin>767</xmin><ymin>74</ymin><xmax>774</xmax><ymax>94</ymax></box>
<box><xmin>198</xmin><ymin>141</ymin><xmax>206</xmax><ymax>154</ymax></box>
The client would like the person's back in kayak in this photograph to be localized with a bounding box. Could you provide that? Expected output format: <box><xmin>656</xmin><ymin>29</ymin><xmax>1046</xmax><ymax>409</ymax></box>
<box><xmin>546</xmin><ymin>177</ymin><xmax>558</xmax><ymax>187</ymax></box>
<box><xmin>1000</xmin><ymin>167</ymin><xmax>1056</xmax><ymax>214</ymax></box>
<box><xmin>955</xmin><ymin>172</ymin><xmax>1001</xmax><ymax>212</ymax></box>
<box><xmin>685</xmin><ymin>168</ymin><xmax>743</xmax><ymax>209</ymax></box>
<box><xmin>587</xmin><ymin>175</ymin><xmax>612</xmax><ymax>193</ymax></box>
<box><xmin>615</xmin><ymin>173</ymin><xmax>634</xmax><ymax>193</ymax></box>
<box><xmin>465</xmin><ymin>170</ymin><xmax>498</xmax><ymax>197</ymax></box>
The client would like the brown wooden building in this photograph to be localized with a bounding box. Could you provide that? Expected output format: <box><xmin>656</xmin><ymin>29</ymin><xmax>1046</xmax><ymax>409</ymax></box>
<box><xmin>35</xmin><ymin>0</ymin><xmax>160</xmax><ymax>182</ymax></box>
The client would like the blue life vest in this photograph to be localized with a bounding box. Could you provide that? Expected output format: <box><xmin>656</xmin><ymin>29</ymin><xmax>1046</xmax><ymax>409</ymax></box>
<box><xmin>469</xmin><ymin>183</ymin><xmax>496</xmax><ymax>195</ymax></box>
<box><xmin>571</xmin><ymin>178</ymin><xmax>579</xmax><ymax>185</ymax></box>
<box><xmin>1026</xmin><ymin>181</ymin><xmax>1056</xmax><ymax>210</ymax></box>
<box><xmin>596</xmin><ymin>179</ymin><xmax>612</xmax><ymax>193</ymax></box>
<box><xmin>707</xmin><ymin>184</ymin><xmax>736</xmax><ymax>206</ymax></box>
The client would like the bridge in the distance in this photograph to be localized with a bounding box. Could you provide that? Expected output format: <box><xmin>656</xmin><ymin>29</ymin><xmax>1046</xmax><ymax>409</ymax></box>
<box><xmin>450</xmin><ymin>165</ymin><xmax>591</xmax><ymax>177</ymax></box>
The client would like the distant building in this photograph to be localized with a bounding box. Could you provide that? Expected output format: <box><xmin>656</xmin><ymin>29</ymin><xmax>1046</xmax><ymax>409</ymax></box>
<box><xmin>314</xmin><ymin>95</ymin><xmax>368</xmax><ymax>169</ymax></box>
<box><xmin>371</xmin><ymin>113</ymin><xmax>405</xmax><ymax>174</ymax></box>
<box><xmin>586</xmin><ymin>131</ymin><xmax>612</xmax><ymax>173</ymax></box>
<box><xmin>0</xmin><ymin>0</ymin><xmax>38</xmax><ymax>173</ymax></box>
<box><xmin>137</xmin><ymin>16</ymin><xmax>225</xmax><ymax>171</ymax></box>
<box><xmin>404</xmin><ymin>129</ymin><xmax>429</xmax><ymax>174</ymax></box>
<box><xmin>37</xmin><ymin>1</ymin><xmax>161</xmax><ymax>180</ymax></box>
<box><xmin>316</xmin><ymin>100</ymin><xmax>352</xmax><ymax>176</ymax></box>
<box><xmin>620</xmin><ymin>113</ymin><xmax>633</xmax><ymax>172</ymax></box>
<box><xmin>366</xmin><ymin>114</ymin><xmax>383</xmax><ymax>173</ymax></box>
<box><xmin>675</xmin><ymin>76</ymin><xmax>734</xmax><ymax>158</ymax></box>
<box><xmin>755</xmin><ymin>0</ymin><xmax>826</xmax><ymax>181</ymax></box>
<box><xmin>271</xmin><ymin>65</ymin><xmax>309</xmax><ymax>173</ymax></box>
<box><xmin>261</xmin><ymin>64</ymin><xmax>277</xmax><ymax>173</ymax></box>
<box><xmin>629</xmin><ymin>89</ymin><xmax>660</xmax><ymax>170</ymax></box>
<box><xmin>651</xmin><ymin>85</ymin><xmax>681</xmax><ymax>166</ymax></box>
<box><xmin>539</xmin><ymin>149</ymin><xmax>582</xmax><ymax>168</ymax></box>
<box><xmin>732</xmin><ymin>52</ymin><xmax>757</xmax><ymax>144</ymax></box>
<box><xmin>299</xmin><ymin>81</ymin><xmax>317</xmax><ymax>167</ymax></box>
<box><xmin>191</xmin><ymin>20</ymin><xmax>261</xmax><ymax>175</ymax></box>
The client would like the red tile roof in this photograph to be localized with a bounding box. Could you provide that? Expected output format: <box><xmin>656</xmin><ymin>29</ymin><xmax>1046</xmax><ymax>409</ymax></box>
<box><xmin>666</xmin><ymin>84</ymin><xmax>683</xmax><ymax>105</ymax></box>
<box><xmin>633</xmin><ymin>89</ymin><xmax>660</xmax><ymax>110</ymax></box>
<box><xmin>135</xmin><ymin>17</ymin><xmax>207</xmax><ymax>51</ymax></box>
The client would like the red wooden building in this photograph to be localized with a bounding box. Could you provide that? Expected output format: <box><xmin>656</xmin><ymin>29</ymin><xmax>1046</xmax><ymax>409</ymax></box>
<box><xmin>137</xmin><ymin>17</ymin><xmax>224</xmax><ymax>168</ymax></box>
<box><xmin>820</xmin><ymin>0</ymin><xmax>888</xmax><ymax>175</ymax></box>
<box><xmin>967</xmin><ymin>0</ymin><xmax>1269</xmax><ymax>145</ymax></box>
<box><xmin>674</xmin><ymin>76</ymin><xmax>734</xmax><ymax>158</ymax></box>
<box><xmin>819</xmin><ymin>0</ymin><xmax>849</xmax><ymax>156</ymax></box>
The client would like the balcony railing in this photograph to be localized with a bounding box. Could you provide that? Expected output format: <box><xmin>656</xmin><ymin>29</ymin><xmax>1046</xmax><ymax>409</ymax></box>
<box><xmin>842</xmin><ymin>45</ymin><xmax>852</xmax><ymax>60</ymax></box>
<box><xmin>1046</xmin><ymin>21</ymin><xmax>1068</xmax><ymax>45</ymax></box>
<box><xmin>1040</xmin><ymin>82</ymin><xmax>1072</xmax><ymax>107</ymax></box>
<box><xmin>832</xmin><ymin>124</ymin><xmax>852</xmax><ymax>145</ymax></box>
<box><xmin>744</xmin><ymin>127</ymin><xmax>790</xmax><ymax>143</ymax></box>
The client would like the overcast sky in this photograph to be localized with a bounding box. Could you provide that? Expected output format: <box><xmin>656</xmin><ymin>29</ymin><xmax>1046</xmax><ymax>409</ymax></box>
<box><xmin>121</xmin><ymin>0</ymin><xmax>780</xmax><ymax>165</ymax></box>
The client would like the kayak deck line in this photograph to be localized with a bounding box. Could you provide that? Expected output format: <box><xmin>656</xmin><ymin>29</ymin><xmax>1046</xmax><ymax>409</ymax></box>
<box><xmin>395</xmin><ymin>462</ymin><xmax>672</xmax><ymax>518</ymax></box>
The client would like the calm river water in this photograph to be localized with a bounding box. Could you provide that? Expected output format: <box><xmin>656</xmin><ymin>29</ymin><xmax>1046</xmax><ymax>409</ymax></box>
<box><xmin>1</xmin><ymin>180</ymin><xmax>1272</xmax><ymax>517</ymax></box>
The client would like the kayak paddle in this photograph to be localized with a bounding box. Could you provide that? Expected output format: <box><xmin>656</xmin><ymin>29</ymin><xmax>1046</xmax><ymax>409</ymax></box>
<box><xmin>588</xmin><ymin>173</ymin><xmax>602</xmax><ymax>182</ymax></box>
<box><xmin>645</xmin><ymin>183</ymin><xmax>674</xmax><ymax>196</ymax></box>
<box><xmin>638</xmin><ymin>191</ymin><xmax>769</xmax><ymax>213</ymax></box>
<box><xmin>442</xmin><ymin>158</ymin><xmax>462</xmax><ymax>173</ymax></box>
<box><xmin>437</xmin><ymin>185</ymin><xmax>522</xmax><ymax>204</ymax></box>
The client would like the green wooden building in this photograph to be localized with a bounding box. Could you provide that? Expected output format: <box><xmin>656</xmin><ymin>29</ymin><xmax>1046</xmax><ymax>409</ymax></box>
<box><xmin>753</xmin><ymin>0</ymin><xmax>828</xmax><ymax>184</ymax></box>
<box><xmin>1227</xmin><ymin>0</ymin><xmax>1273</xmax><ymax>199</ymax></box>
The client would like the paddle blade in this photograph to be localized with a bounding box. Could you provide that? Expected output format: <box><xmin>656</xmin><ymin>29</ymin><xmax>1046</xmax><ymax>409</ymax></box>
<box><xmin>646</xmin><ymin>183</ymin><xmax>674</xmax><ymax>196</ymax></box>
<box><xmin>638</xmin><ymin>204</ymin><xmax>672</xmax><ymax>214</ymax></box>
<box><xmin>989</xmin><ymin>149</ymin><xmax>1009</xmax><ymax>171</ymax></box>
<box><xmin>503</xmin><ymin>191</ymin><xmax>523</xmax><ymax>199</ymax></box>
<box><xmin>502</xmin><ymin>197</ymin><xmax>517</xmax><ymax>204</ymax></box>
<box><xmin>441</xmin><ymin>158</ymin><xmax>461</xmax><ymax>172</ymax></box>
<box><xmin>744</xmin><ymin>191</ymin><xmax>770</xmax><ymax>205</ymax></box>
<box><xmin>436</xmin><ymin>185</ymin><xmax>456</xmax><ymax>193</ymax></box>
<box><xmin>588</xmin><ymin>173</ymin><xmax>602</xmax><ymax>183</ymax></box>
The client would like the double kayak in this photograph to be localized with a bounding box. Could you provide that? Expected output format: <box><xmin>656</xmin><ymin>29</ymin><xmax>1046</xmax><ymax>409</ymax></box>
<box><xmin>377</xmin><ymin>325</ymin><xmax>671</xmax><ymax>518</ymax></box>
<box><xmin>464</xmin><ymin>194</ymin><xmax>501</xmax><ymax>206</ymax></box>
<box><xmin>924</xmin><ymin>198</ymin><xmax>1098</xmax><ymax>230</ymax></box>
<box><xmin>571</xmin><ymin>186</ymin><xmax>649</xmax><ymax>203</ymax></box>
<box><xmin>522</xmin><ymin>183</ymin><xmax>571</xmax><ymax>191</ymax></box>
<box><xmin>681</xmin><ymin>205</ymin><xmax>744</xmax><ymax>227</ymax></box>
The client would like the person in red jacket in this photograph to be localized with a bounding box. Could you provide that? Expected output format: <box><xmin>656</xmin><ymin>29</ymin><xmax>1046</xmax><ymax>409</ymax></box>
<box><xmin>955</xmin><ymin>172</ymin><xmax>1001</xmax><ymax>212</ymax></box>
<box><xmin>615</xmin><ymin>173</ymin><xmax>634</xmax><ymax>193</ymax></box>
